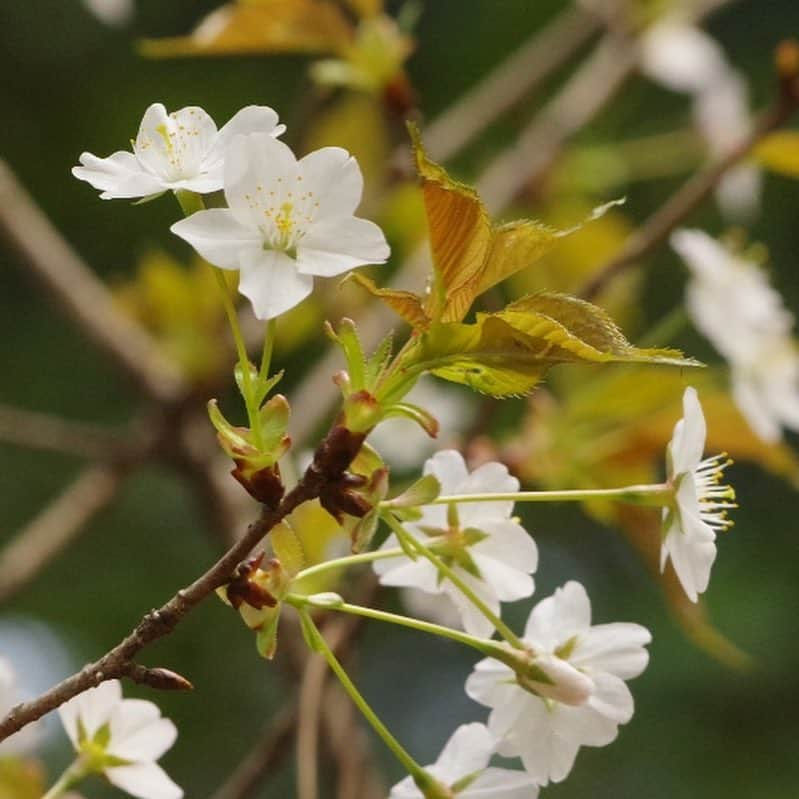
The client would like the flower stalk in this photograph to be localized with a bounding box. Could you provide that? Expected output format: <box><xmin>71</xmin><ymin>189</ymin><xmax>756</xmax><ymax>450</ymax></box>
<box><xmin>41</xmin><ymin>759</ymin><xmax>88</xmax><ymax>799</ymax></box>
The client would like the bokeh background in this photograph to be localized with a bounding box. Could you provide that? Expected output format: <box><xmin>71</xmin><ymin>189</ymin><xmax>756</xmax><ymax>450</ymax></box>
<box><xmin>1</xmin><ymin>1</ymin><xmax>799</xmax><ymax>797</ymax></box>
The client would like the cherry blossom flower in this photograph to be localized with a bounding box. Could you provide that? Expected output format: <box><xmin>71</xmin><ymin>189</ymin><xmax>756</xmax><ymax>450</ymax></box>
<box><xmin>672</xmin><ymin>229</ymin><xmax>799</xmax><ymax>442</ymax></box>
<box><xmin>388</xmin><ymin>723</ymin><xmax>538</xmax><ymax>799</ymax></box>
<box><xmin>171</xmin><ymin>133</ymin><xmax>390</xmax><ymax>319</ymax></box>
<box><xmin>73</xmin><ymin>104</ymin><xmax>285</xmax><ymax>200</ymax></box>
<box><xmin>662</xmin><ymin>387</ymin><xmax>736</xmax><ymax>601</ymax></box>
<box><xmin>374</xmin><ymin>450</ymin><xmax>538</xmax><ymax>638</ymax></box>
<box><xmin>83</xmin><ymin>0</ymin><xmax>133</xmax><ymax>26</ymax></box>
<box><xmin>58</xmin><ymin>680</ymin><xmax>182</xmax><ymax>799</ymax></box>
<box><xmin>465</xmin><ymin>582</ymin><xmax>651</xmax><ymax>786</ymax></box>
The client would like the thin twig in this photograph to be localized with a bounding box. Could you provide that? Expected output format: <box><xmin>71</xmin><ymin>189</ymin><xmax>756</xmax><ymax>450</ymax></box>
<box><xmin>208</xmin><ymin>705</ymin><xmax>297</xmax><ymax>799</ymax></box>
<box><xmin>0</xmin><ymin>404</ymin><xmax>134</xmax><ymax>461</ymax></box>
<box><xmin>580</xmin><ymin>89</ymin><xmax>799</xmax><ymax>300</ymax></box>
<box><xmin>0</xmin><ymin>419</ymin><xmax>367</xmax><ymax>740</ymax></box>
<box><xmin>0</xmin><ymin>161</ymin><xmax>187</xmax><ymax>404</ymax></box>
<box><xmin>0</xmin><ymin>465</ymin><xmax>128</xmax><ymax>604</ymax></box>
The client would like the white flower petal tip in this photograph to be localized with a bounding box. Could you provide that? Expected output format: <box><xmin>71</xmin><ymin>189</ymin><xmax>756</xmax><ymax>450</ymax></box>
<box><xmin>73</xmin><ymin>103</ymin><xmax>285</xmax><ymax>200</ymax></box>
<box><xmin>172</xmin><ymin>131</ymin><xmax>390</xmax><ymax>320</ymax></box>
<box><xmin>662</xmin><ymin>387</ymin><xmax>736</xmax><ymax>602</ymax></box>
<box><xmin>373</xmin><ymin>449</ymin><xmax>537</xmax><ymax>636</ymax></box>
<box><xmin>387</xmin><ymin>723</ymin><xmax>539</xmax><ymax>799</ymax></box>
<box><xmin>57</xmin><ymin>679</ymin><xmax>182</xmax><ymax>799</ymax></box>
<box><xmin>465</xmin><ymin>582</ymin><xmax>651</xmax><ymax>786</ymax></box>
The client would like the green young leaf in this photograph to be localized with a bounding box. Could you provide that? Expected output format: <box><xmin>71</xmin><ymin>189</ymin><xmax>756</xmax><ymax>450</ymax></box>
<box><xmin>259</xmin><ymin>394</ymin><xmax>291</xmax><ymax>452</ymax></box>
<box><xmin>381</xmin><ymin>401</ymin><xmax>440</xmax><ymax>437</ymax></box>
<box><xmin>271</xmin><ymin>520</ymin><xmax>305</xmax><ymax>578</ymax></box>
<box><xmin>410</xmin><ymin>292</ymin><xmax>698</xmax><ymax>397</ymax></box>
<box><xmin>365</xmin><ymin>332</ymin><xmax>394</xmax><ymax>388</ymax></box>
<box><xmin>384</xmin><ymin>474</ymin><xmax>441</xmax><ymax>508</ymax></box>
<box><xmin>207</xmin><ymin>399</ymin><xmax>253</xmax><ymax>455</ymax></box>
<box><xmin>234</xmin><ymin>360</ymin><xmax>258</xmax><ymax>400</ymax></box>
<box><xmin>254</xmin><ymin>369</ymin><xmax>285</xmax><ymax>409</ymax></box>
<box><xmin>327</xmin><ymin>318</ymin><xmax>367</xmax><ymax>390</ymax></box>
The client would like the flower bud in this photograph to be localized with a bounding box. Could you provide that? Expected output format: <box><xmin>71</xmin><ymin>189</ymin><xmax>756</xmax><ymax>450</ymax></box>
<box><xmin>516</xmin><ymin>653</ymin><xmax>593</xmax><ymax>706</ymax></box>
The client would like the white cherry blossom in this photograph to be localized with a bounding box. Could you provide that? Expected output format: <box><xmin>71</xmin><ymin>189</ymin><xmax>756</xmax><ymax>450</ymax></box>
<box><xmin>388</xmin><ymin>723</ymin><xmax>538</xmax><ymax>799</ymax></box>
<box><xmin>83</xmin><ymin>0</ymin><xmax>133</xmax><ymax>26</ymax></box>
<box><xmin>73</xmin><ymin>103</ymin><xmax>285</xmax><ymax>200</ymax></box>
<box><xmin>465</xmin><ymin>582</ymin><xmax>651</xmax><ymax>786</ymax></box>
<box><xmin>662</xmin><ymin>387</ymin><xmax>735</xmax><ymax>601</ymax></box>
<box><xmin>374</xmin><ymin>450</ymin><xmax>538</xmax><ymax>638</ymax></box>
<box><xmin>58</xmin><ymin>680</ymin><xmax>182</xmax><ymax>799</ymax></box>
<box><xmin>171</xmin><ymin>133</ymin><xmax>390</xmax><ymax>320</ymax></box>
<box><xmin>0</xmin><ymin>656</ymin><xmax>40</xmax><ymax>757</ymax></box>
<box><xmin>672</xmin><ymin>229</ymin><xmax>799</xmax><ymax>442</ymax></box>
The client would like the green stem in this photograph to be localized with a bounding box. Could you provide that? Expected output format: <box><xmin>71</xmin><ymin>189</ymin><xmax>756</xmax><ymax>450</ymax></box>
<box><xmin>259</xmin><ymin>318</ymin><xmax>277</xmax><ymax>384</ymax></box>
<box><xmin>288</xmin><ymin>594</ymin><xmax>501</xmax><ymax>657</ymax></box>
<box><xmin>42</xmin><ymin>758</ymin><xmax>87</xmax><ymax>799</ymax></box>
<box><xmin>297</xmin><ymin>608</ymin><xmax>428</xmax><ymax>783</ymax></box>
<box><xmin>418</xmin><ymin>483</ymin><xmax>672</xmax><ymax>508</ymax></box>
<box><xmin>383</xmin><ymin>513</ymin><xmax>526</xmax><ymax>649</ymax></box>
<box><xmin>294</xmin><ymin>546</ymin><xmax>409</xmax><ymax>582</ymax></box>
<box><xmin>174</xmin><ymin>189</ymin><xmax>205</xmax><ymax>217</ymax></box>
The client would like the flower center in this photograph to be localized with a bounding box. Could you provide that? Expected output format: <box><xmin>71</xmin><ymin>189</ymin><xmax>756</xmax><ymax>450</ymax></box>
<box><xmin>248</xmin><ymin>175</ymin><xmax>320</xmax><ymax>256</ymax></box>
<box><xmin>693</xmin><ymin>453</ymin><xmax>736</xmax><ymax>533</ymax></box>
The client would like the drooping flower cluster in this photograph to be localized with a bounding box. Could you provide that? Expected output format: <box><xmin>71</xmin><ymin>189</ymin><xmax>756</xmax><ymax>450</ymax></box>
<box><xmin>74</xmin><ymin>103</ymin><xmax>390</xmax><ymax>321</ymax></box>
<box><xmin>673</xmin><ymin>229</ymin><xmax>799</xmax><ymax>442</ymax></box>
<box><xmin>374</xmin><ymin>450</ymin><xmax>539</xmax><ymax>637</ymax></box>
<box><xmin>58</xmin><ymin>680</ymin><xmax>182</xmax><ymax>799</ymax></box>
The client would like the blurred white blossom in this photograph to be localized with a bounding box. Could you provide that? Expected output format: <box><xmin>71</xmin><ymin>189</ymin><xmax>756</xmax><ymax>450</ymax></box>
<box><xmin>171</xmin><ymin>133</ymin><xmax>389</xmax><ymax>319</ymax></box>
<box><xmin>74</xmin><ymin>104</ymin><xmax>285</xmax><ymax>200</ymax></box>
<box><xmin>58</xmin><ymin>680</ymin><xmax>182</xmax><ymax>799</ymax></box>
<box><xmin>662</xmin><ymin>387</ymin><xmax>735</xmax><ymax>601</ymax></box>
<box><xmin>388</xmin><ymin>723</ymin><xmax>538</xmax><ymax>799</ymax></box>
<box><xmin>83</xmin><ymin>0</ymin><xmax>133</xmax><ymax>26</ymax></box>
<box><xmin>640</xmin><ymin>19</ymin><xmax>760</xmax><ymax>218</ymax></box>
<box><xmin>374</xmin><ymin>450</ymin><xmax>538</xmax><ymax>638</ymax></box>
<box><xmin>673</xmin><ymin>229</ymin><xmax>799</xmax><ymax>441</ymax></box>
<box><xmin>0</xmin><ymin>657</ymin><xmax>40</xmax><ymax>757</ymax></box>
<box><xmin>466</xmin><ymin>582</ymin><xmax>651</xmax><ymax>786</ymax></box>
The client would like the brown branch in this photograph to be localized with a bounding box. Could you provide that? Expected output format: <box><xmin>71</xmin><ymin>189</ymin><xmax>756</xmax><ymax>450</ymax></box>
<box><xmin>0</xmin><ymin>404</ymin><xmax>135</xmax><ymax>461</ymax></box>
<box><xmin>580</xmin><ymin>87</ymin><xmax>799</xmax><ymax>300</ymax></box>
<box><xmin>0</xmin><ymin>161</ymin><xmax>187</xmax><ymax>404</ymax></box>
<box><xmin>207</xmin><ymin>705</ymin><xmax>297</xmax><ymax>799</ymax></box>
<box><xmin>0</xmin><ymin>419</ymin><xmax>366</xmax><ymax>740</ymax></box>
<box><xmin>0</xmin><ymin>465</ymin><xmax>129</xmax><ymax>604</ymax></box>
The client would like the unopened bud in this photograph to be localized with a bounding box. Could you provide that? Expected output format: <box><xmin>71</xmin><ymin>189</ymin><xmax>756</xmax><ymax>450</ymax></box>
<box><xmin>517</xmin><ymin>653</ymin><xmax>593</xmax><ymax>706</ymax></box>
<box><xmin>128</xmin><ymin>665</ymin><xmax>194</xmax><ymax>691</ymax></box>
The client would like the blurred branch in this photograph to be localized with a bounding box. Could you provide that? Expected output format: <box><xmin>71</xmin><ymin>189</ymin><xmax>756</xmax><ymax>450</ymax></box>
<box><xmin>0</xmin><ymin>465</ymin><xmax>128</xmax><ymax>603</ymax></box>
<box><xmin>581</xmin><ymin>67</ymin><xmax>799</xmax><ymax>300</ymax></box>
<box><xmin>0</xmin><ymin>404</ymin><xmax>134</xmax><ymax>460</ymax></box>
<box><xmin>406</xmin><ymin>3</ymin><xmax>600</xmax><ymax>166</ymax></box>
<box><xmin>0</xmin><ymin>161</ymin><xmax>187</xmax><ymax>404</ymax></box>
<box><xmin>208</xmin><ymin>705</ymin><xmax>297</xmax><ymax>799</ymax></box>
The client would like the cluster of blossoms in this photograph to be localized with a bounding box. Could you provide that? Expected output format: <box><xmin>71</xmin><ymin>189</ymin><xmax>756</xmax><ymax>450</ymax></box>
<box><xmin>673</xmin><ymin>229</ymin><xmax>799</xmax><ymax>443</ymax></box>
<box><xmin>39</xmin><ymin>98</ymin><xmax>740</xmax><ymax>799</ymax></box>
<box><xmin>74</xmin><ymin>103</ymin><xmax>390</xmax><ymax>321</ymax></box>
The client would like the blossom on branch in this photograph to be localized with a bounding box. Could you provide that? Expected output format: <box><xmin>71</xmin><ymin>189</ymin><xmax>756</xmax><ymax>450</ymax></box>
<box><xmin>672</xmin><ymin>229</ymin><xmax>799</xmax><ymax>442</ymax></box>
<box><xmin>171</xmin><ymin>133</ymin><xmax>390</xmax><ymax>319</ymax></box>
<box><xmin>73</xmin><ymin>103</ymin><xmax>285</xmax><ymax>200</ymax></box>
<box><xmin>388</xmin><ymin>723</ymin><xmax>538</xmax><ymax>799</ymax></box>
<box><xmin>662</xmin><ymin>386</ymin><xmax>735</xmax><ymax>602</ymax></box>
<box><xmin>465</xmin><ymin>582</ymin><xmax>651</xmax><ymax>786</ymax></box>
<box><xmin>58</xmin><ymin>680</ymin><xmax>182</xmax><ymax>799</ymax></box>
<box><xmin>374</xmin><ymin>450</ymin><xmax>538</xmax><ymax>638</ymax></box>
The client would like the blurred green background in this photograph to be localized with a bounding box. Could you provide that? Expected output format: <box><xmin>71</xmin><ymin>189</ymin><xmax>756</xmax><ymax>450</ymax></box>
<box><xmin>1</xmin><ymin>1</ymin><xmax>799</xmax><ymax>797</ymax></box>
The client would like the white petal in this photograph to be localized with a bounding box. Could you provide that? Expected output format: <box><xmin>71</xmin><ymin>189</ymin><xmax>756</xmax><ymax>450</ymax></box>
<box><xmin>464</xmin><ymin>767</ymin><xmax>539</xmax><ymax>798</ymax></box>
<box><xmin>238</xmin><ymin>249</ymin><xmax>313</xmax><ymax>320</ymax></box>
<box><xmin>471</xmin><ymin>554</ymin><xmax>534</xmax><ymax>602</ymax></box>
<box><xmin>662</xmin><ymin>511</ymin><xmax>716</xmax><ymax>602</ymax></box>
<box><xmin>106</xmin><ymin>761</ymin><xmax>183</xmax><ymax>799</ymax></box>
<box><xmin>75</xmin><ymin>680</ymin><xmax>122</xmax><ymax>739</ymax></box>
<box><xmin>224</xmin><ymin>133</ymin><xmax>298</xmax><ymax>230</ymax></box>
<box><xmin>210</xmin><ymin>106</ymin><xmax>285</xmax><ymax>166</ymax></box>
<box><xmin>170</xmin><ymin>209</ymin><xmax>261</xmax><ymax>270</ymax></box>
<box><xmin>464</xmin><ymin>657</ymin><xmax>519</xmax><ymax>713</ymax></box>
<box><xmin>399</xmin><ymin>588</ymin><xmax>463</xmax><ymax>629</ymax></box>
<box><xmin>108</xmin><ymin>701</ymin><xmax>177</xmax><ymax>762</ymax></box>
<box><xmin>424</xmin><ymin>450</ymin><xmax>469</xmax><ymax>494</ymax></box>
<box><xmin>570</xmin><ymin>623</ymin><xmax>651</xmax><ymax>679</ymax></box>
<box><xmin>434</xmin><ymin>723</ymin><xmax>494</xmax><ymax>783</ymax></box>
<box><xmin>296</xmin><ymin>215</ymin><xmax>390</xmax><ymax>277</ymax></box>
<box><xmin>671</xmin><ymin>387</ymin><xmax>706</xmax><ymax>474</ymax></box>
<box><xmin>458</xmin><ymin>461</ymin><xmax>517</xmax><ymax>524</ymax></box>
<box><xmin>445</xmin><ymin>575</ymin><xmax>500</xmax><ymax>638</ymax></box>
<box><xmin>375</xmin><ymin>558</ymin><xmax>439</xmax><ymax>593</ymax></box>
<box><xmin>640</xmin><ymin>22</ymin><xmax>727</xmax><ymax>93</ymax></box>
<box><xmin>388</xmin><ymin>774</ymin><xmax>423</xmax><ymax>799</ymax></box>
<box><xmin>298</xmin><ymin>146</ymin><xmax>364</xmax><ymax>217</ymax></box>
<box><xmin>555</xmin><ymin>702</ymin><xmax>619</xmax><ymax>750</ymax></box>
<box><xmin>524</xmin><ymin>582</ymin><xmax>591</xmax><ymax>646</ymax></box>
<box><xmin>473</xmin><ymin>519</ymin><xmax>539</xmax><ymax>576</ymax></box>
<box><xmin>585</xmin><ymin>672</ymin><xmax>635</xmax><ymax>726</ymax></box>
<box><xmin>72</xmin><ymin>151</ymin><xmax>164</xmax><ymax>199</ymax></box>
